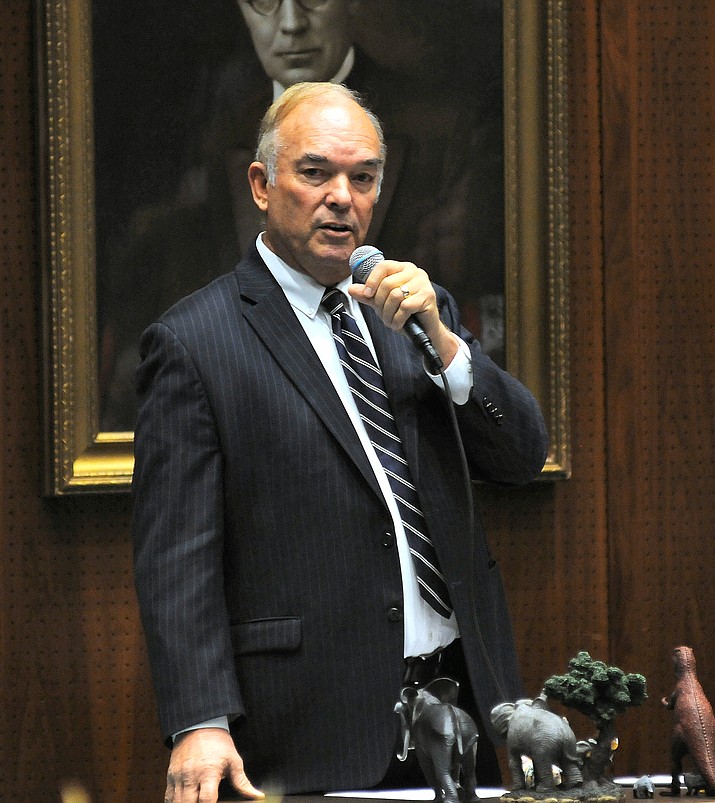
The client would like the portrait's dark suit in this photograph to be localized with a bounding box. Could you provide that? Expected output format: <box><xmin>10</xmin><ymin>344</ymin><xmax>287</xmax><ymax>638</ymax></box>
<box><xmin>101</xmin><ymin>49</ymin><xmax>503</xmax><ymax>430</ymax></box>
<box><xmin>133</xmin><ymin>245</ymin><xmax>548</xmax><ymax>793</ymax></box>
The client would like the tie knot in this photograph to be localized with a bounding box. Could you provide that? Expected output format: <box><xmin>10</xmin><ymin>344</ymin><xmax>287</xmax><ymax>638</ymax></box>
<box><xmin>321</xmin><ymin>287</ymin><xmax>347</xmax><ymax>316</ymax></box>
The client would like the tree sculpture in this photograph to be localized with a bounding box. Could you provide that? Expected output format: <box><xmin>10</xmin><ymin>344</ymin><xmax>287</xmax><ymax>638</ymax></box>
<box><xmin>543</xmin><ymin>651</ymin><xmax>648</xmax><ymax>791</ymax></box>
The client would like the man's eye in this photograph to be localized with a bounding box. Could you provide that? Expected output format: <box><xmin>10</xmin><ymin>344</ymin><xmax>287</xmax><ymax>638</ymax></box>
<box><xmin>353</xmin><ymin>173</ymin><xmax>375</xmax><ymax>185</ymax></box>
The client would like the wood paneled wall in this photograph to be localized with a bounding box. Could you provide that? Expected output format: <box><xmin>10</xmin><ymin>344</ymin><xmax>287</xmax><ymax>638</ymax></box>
<box><xmin>600</xmin><ymin>0</ymin><xmax>715</xmax><ymax>769</ymax></box>
<box><xmin>2</xmin><ymin>2</ymin><xmax>714</xmax><ymax>800</ymax></box>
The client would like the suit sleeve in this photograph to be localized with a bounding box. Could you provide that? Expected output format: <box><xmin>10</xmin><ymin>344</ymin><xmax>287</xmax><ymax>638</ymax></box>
<box><xmin>132</xmin><ymin>321</ymin><xmax>243</xmax><ymax>744</ymax></box>
<box><xmin>437</xmin><ymin>286</ymin><xmax>550</xmax><ymax>485</ymax></box>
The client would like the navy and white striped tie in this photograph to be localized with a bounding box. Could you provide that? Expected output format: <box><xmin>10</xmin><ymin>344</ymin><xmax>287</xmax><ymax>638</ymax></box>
<box><xmin>321</xmin><ymin>288</ymin><xmax>452</xmax><ymax>618</ymax></box>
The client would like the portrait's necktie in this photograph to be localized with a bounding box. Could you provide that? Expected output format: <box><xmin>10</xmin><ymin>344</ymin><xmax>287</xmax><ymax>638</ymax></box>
<box><xmin>321</xmin><ymin>288</ymin><xmax>452</xmax><ymax>618</ymax></box>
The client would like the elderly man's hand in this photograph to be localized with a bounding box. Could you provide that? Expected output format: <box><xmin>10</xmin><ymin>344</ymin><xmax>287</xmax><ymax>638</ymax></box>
<box><xmin>165</xmin><ymin>728</ymin><xmax>264</xmax><ymax>803</ymax></box>
<box><xmin>348</xmin><ymin>259</ymin><xmax>459</xmax><ymax>368</ymax></box>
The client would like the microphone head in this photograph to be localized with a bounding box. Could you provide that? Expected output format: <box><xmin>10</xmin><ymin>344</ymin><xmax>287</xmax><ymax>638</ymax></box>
<box><xmin>349</xmin><ymin>245</ymin><xmax>384</xmax><ymax>283</ymax></box>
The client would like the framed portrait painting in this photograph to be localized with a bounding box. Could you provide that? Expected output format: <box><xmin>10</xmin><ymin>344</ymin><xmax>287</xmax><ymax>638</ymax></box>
<box><xmin>38</xmin><ymin>0</ymin><xmax>569</xmax><ymax>493</ymax></box>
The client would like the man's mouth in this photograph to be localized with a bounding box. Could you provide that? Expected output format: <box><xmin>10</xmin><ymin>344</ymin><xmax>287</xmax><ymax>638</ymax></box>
<box><xmin>279</xmin><ymin>48</ymin><xmax>320</xmax><ymax>61</ymax></box>
<box><xmin>319</xmin><ymin>222</ymin><xmax>353</xmax><ymax>234</ymax></box>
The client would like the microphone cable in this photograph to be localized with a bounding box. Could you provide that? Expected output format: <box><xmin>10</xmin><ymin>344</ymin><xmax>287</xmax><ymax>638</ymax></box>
<box><xmin>437</xmin><ymin>350</ymin><xmax>509</xmax><ymax>703</ymax></box>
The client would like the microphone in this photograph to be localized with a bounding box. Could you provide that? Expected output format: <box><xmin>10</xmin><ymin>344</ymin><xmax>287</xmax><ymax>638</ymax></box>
<box><xmin>349</xmin><ymin>245</ymin><xmax>443</xmax><ymax>372</ymax></box>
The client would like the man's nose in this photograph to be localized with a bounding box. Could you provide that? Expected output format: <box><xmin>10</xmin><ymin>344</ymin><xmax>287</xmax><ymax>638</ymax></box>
<box><xmin>278</xmin><ymin>0</ymin><xmax>309</xmax><ymax>33</ymax></box>
<box><xmin>325</xmin><ymin>175</ymin><xmax>352</xmax><ymax>208</ymax></box>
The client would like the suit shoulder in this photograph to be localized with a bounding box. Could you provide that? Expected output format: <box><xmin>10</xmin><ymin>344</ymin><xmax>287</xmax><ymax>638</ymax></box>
<box><xmin>157</xmin><ymin>270</ymin><xmax>241</xmax><ymax>332</ymax></box>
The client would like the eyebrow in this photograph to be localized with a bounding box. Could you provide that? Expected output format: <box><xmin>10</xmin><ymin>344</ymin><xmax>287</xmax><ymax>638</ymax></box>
<box><xmin>299</xmin><ymin>152</ymin><xmax>384</xmax><ymax>169</ymax></box>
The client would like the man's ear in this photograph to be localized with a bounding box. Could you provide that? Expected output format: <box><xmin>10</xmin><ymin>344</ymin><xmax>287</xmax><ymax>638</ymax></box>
<box><xmin>247</xmin><ymin>161</ymin><xmax>269</xmax><ymax>212</ymax></box>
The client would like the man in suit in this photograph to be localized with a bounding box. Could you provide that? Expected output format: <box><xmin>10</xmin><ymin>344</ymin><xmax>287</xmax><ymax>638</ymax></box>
<box><xmin>133</xmin><ymin>81</ymin><xmax>548</xmax><ymax>803</ymax></box>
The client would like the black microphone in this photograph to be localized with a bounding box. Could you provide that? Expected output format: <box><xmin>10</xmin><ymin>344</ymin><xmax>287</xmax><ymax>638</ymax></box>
<box><xmin>349</xmin><ymin>245</ymin><xmax>443</xmax><ymax>372</ymax></box>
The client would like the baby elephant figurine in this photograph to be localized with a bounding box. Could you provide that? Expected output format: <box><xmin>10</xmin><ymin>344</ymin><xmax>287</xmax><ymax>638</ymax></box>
<box><xmin>394</xmin><ymin>678</ymin><xmax>479</xmax><ymax>803</ymax></box>
<box><xmin>491</xmin><ymin>694</ymin><xmax>583</xmax><ymax>793</ymax></box>
<box><xmin>633</xmin><ymin>775</ymin><xmax>655</xmax><ymax>798</ymax></box>
<box><xmin>684</xmin><ymin>772</ymin><xmax>707</xmax><ymax>796</ymax></box>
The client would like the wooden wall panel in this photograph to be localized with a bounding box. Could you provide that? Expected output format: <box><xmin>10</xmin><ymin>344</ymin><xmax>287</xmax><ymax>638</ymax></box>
<box><xmin>601</xmin><ymin>0</ymin><xmax>715</xmax><ymax>777</ymax></box>
<box><xmin>0</xmin><ymin>2</ymin><xmax>166</xmax><ymax>800</ymax></box>
<box><xmin>485</xmin><ymin>0</ymin><xmax>611</xmax><ymax>752</ymax></box>
<box><xmin>1</xmin><ymin>1</ymin><xmax>715</xmax><ymax>800</ymax></box>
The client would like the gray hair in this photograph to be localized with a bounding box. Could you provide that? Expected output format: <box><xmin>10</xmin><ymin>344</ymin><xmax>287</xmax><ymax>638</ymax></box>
<box><xmin>255</xmin><ymin>81</ymin><xmax>386</xmax><ymax>196</ymax></box>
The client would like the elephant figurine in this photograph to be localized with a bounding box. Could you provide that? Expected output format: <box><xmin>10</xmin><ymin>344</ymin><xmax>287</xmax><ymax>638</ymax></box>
<box><xmin>633</xmin><ymin>775</ymin><xmax>655</xmax><ymax>798</ymax></box>
<box><xmin>490</xmin><ymin>694</ymin><xmax>583</xmax><ymax>793</ymax></box>
<box><xmin>394</xmin><ymin>678</ymin><xmax>479</xmax><ymax>803</ymax></box>
<box><xmin>684</xmin><ymin>772</ymin><xmax>707</xmax><ymax>796</ymax></box>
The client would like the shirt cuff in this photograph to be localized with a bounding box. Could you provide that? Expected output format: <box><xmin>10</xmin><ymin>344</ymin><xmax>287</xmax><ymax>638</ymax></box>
<box><xmin>426</xmin><ymin>335</ymin><xmax>473</xmax><ymax>405</ymax></box>
<box><xmin>173</xmin><ymin>716</ymin><xmax>230</xmax><ymax>744</ymax></box>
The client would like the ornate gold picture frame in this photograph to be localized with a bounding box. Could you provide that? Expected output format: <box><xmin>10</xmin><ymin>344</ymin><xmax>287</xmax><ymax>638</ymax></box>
<box><xmin>38</xmin><ymin>0</ymin><xmax>569</xmax><ymax>494</ymax></box>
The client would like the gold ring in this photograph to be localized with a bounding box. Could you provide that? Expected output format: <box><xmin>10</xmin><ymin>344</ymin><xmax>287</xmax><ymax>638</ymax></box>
<box><xmin>400</xmin><ymin>285</ymin><xmax>410</xmax><ymax>299</ymax></box>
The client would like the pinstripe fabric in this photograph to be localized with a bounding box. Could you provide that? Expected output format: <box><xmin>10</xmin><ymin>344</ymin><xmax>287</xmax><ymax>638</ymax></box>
<box><xmin>133</xmin><ymin>244</ymin><xmax>549</xmax><ymax>793</ymax></box>
<box><xmin>322</xmin><ymin>288</ymin><xmax>451</xmax><ymax>617</ymax></box>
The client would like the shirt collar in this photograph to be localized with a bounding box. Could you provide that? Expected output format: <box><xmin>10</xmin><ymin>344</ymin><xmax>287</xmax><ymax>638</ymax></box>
<box><xmin>272</xmin><ymin>46</ymin><xmax>356</xmax><ymax>101</ymax></box>
<box><xmin>256</xmin><ymin>233</ymin><xmax>354</xmax><ymax>319</ymax></box>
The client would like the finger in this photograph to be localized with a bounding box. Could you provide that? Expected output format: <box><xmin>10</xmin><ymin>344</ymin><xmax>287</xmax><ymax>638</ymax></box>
<box><xmin>358</xmin><ymin>259</ymin><xmax>409</xmax><ymax>299</ymax></box>
<box><xmin>174</xmin><ymin>778</ymin><xmax>199</xmax><ymax>803</ymax></box>
<box><xmin>229</xmin><ymin>767</ymin><xmax>265</xmax><ymax>800</ymax></box>
<box><xmin>388</xmin><ymin>278</ymin><xmax>434</xmax><ymax>330</ymax></box>
<box><xmin>167</xmin><ymin>768</ymin><xmax>196</xmax><ymax>803</ymax></box>
<box><xmin>384</xmin><ymin>284</ymin><xmax>414</xmax><ymax>329</ymax></box>
<box><xmin>197</xmin><ymin>776</ymin><xmax>221</xmax><ymax>803</ymax></box>
<box><xmin>175</xmin><ymin>766</ymin><xmax>211</xmax><ymax>803</ymax></box>
<box><xmin>356</xmin><ymin>261</ymin><xmax>389</xmax><ymax>299</ymax></box>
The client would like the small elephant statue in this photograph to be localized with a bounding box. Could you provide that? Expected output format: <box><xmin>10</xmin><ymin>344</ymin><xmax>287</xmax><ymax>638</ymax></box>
<box><xmin>633</xmin><ymin>775</ymin><xmax>655</xmax><ymax>798</ymax></box>
<box><xmin>394</xmin><ymin>677</ymin><xmax>479</xmax><ymax>803</ymax></box>
<box><xmin>684</xmin><ymin>772</ymin><xmax>707</xmax><ymax>796</ymax></box>
<box><xmin>490</xmin><ymin>694</ymin><xmax>583</xmax><ymax>792</ymax></box>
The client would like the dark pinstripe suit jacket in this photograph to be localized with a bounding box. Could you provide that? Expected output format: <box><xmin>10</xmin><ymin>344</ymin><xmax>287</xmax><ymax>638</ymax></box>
<box><xmin>132</xmin><ymin>245</ymin><xmax>549</xmax><ymax>793</ymax></box>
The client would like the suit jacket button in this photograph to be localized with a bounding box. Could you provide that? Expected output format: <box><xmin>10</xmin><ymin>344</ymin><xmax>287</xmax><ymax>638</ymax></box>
<box><xmin>387</xmin><ymin>607</ymin><xmax>403</xmax><ymax>623</ymax></box>
<box><xmin>381</xmin><ymin>532</ymin><xmax>395</xmax><ymax>548</ymax></box>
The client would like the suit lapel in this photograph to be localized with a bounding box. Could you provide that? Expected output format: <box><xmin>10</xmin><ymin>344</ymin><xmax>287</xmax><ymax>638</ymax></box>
<box><xmin>235</xmin><ymin>250</ymin><xmax>385</xmax><ymax>502</ymax></box>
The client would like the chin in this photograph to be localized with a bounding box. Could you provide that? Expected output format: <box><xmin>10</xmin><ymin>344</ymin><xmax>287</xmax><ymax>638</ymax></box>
<box><xmin>315</xmin><ymin>240</ymin><xmax>354</xmax><ymax>262</ymax></box>
<box><xmin>310</xmin><ymin>258</ymin><xmax>352</xmax><ymax>287</ymax></box>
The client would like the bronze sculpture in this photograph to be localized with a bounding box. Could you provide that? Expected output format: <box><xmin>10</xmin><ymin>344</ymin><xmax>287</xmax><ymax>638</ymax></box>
<box><xmin>662</xmin><ymin>646</ymin><xmax>715</xmax><ymax>796</ymax></box>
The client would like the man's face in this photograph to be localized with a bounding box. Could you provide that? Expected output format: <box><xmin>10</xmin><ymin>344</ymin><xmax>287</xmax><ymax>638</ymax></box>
<box><xmin>249</xmin><ymin>95</ymin><xmax>382</xmax><ymax>286</ymax></box>
<box><xmin>238</xmin><ymin>0</ymin><xmax>357</xmax><ymax>86</ymax></box>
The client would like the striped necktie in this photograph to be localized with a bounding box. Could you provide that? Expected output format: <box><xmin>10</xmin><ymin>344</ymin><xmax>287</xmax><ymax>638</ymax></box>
<box><xmin>321</xmin><ymin>288</ymin><xmax>452</xmax><ymax>618</ymax></box>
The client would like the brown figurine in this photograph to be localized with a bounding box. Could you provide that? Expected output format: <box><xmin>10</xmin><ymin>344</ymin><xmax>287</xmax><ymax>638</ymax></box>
<box><xmin>662</xmin><ymin>646</ymin><xmax>715</xmax><ymax>796</ymax></box>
